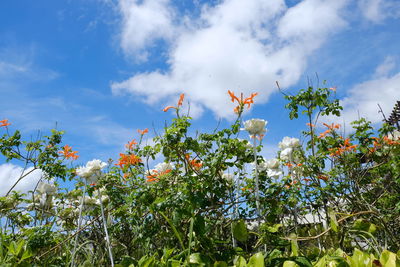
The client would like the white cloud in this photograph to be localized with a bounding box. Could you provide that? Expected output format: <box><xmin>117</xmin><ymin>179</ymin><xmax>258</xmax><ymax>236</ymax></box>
<box><xmin>328</xmin><ymin>59</ymin><xmax>400</xmax><ymax>125</ymax></box>
<box><xmin>374</xmin><ymin>56</ymin><xmax>396</xmax><ymax>77</ymax></box>
<box><xmin>118</xmin><ymin>0</ymin><xmax>176</xmax><ymax>60</ymax></box>
<box><xmin>0</xmin><ymin>61</ymin><xmax>28</xmax><ymax>76</ymax></box>
<box><xmin>358</xmin><ymin>0</ymin><xmax>400</xmax><ymax>23</ymax></box>
<box><xmin>0</xmin><ymin>163</ymin><xmax>43</xmax><ymax>197</ymax></box>
<box><xmin>112</xmin><ymin>0</ymin><xmax>349</xmax><ymax>119</ymax></box>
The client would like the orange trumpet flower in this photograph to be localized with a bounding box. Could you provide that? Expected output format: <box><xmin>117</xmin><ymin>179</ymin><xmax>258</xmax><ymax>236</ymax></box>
<box><xmin>59</xmin><ymin>145</ymin><xmax>79</xmax><ymax>160</ymax></box>
<box><xmin>163</xmin><ymin>93</ymin><xmax>185</xmax><ymax>112</ymax></box>
<box><xmin>138</xmin><ymin>128</ymin><xmax>149</xmax><ymax>135</ymax></box>
<box><xmin>227</xmin><ymin>90</ymin><xmax>258</xmax><ymax>113</ymax></box>
<box><xmin>0</xmin><ymin>119</ymin><xmax>11</xmax><ymax>127</ymax></box>
<box><xmin>125</xmin><ymin>139</ymin><xmax>137</xmax><ymax>150</ymax></box>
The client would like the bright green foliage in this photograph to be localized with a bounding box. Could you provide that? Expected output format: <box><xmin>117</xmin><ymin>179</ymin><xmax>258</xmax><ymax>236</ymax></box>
<box><xmin>0</xmin><ymin>83</ymin><xmax>399</xmax><ymax>266</ymax></box>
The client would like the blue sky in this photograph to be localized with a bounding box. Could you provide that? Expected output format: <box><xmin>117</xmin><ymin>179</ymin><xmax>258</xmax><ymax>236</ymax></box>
<box><xmin>1</xmin><ymin>0</ymin><xmax>399</xmax><ymax>194</ymax></box>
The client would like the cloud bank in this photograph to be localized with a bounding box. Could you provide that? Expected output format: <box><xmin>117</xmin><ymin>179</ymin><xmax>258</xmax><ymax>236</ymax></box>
<box><xmin>111</xmin><ymin>0</ymin><xmax>349</xmax><ymax>118</ymax></box>
<box><xmin>358</xmin><ymin>0</ymin><xmax>400</xmax><ymax>23</ymax></box>
<box><xmin>0</xmin><ymin>163</ymin><xmax>43</xmax><ymax>197</ymax></box>
<box><xmin>334</xmin><ymin>57</ymin><xmax>400</xmax><ymax>125</ymax></box>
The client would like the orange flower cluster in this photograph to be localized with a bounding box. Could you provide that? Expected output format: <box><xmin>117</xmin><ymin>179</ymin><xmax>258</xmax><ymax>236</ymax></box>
<box><xmin>318</xmin><ymin>123</ymin><xmax>341</xmax><ymax>138</ymax></box>
<box><xmin>163</xmin><ymin>94</ymin><xmax>185</xmax><ymax>112</ymax></box>
<box><xmin>383</xmin><ymin>136</ymin><xmax>400</xmax><ymax>146</ymax></box>
<box><xmin>59</xmin><ymin>145</ymin><xmax>79</xmax><ymax>160</ymax></box>
<box><xmin>368</xmin><ymin>137</ymin><xmax>381</xmax><ymax>153</ymax></box>
<box><xmin>146</xmin><ymin>169</ymin><xmax>172</xmax><ymax>183</ymax></box>
<box><xmin>185</xmin><ymin>154</ymin><xmax>202</xmax><ymax>170</ymax></box>
<box><xmin>138</xmin><ymin>128</ymin><xmax>149</xmax><ymax>135</ymax></box>
<box><xmin>241</xmin><ymin>186</ymin><xmax>253</xmax><ymax>192</ymax></box>
<box><xmin>306</xmin><ymin>122</ymin><xmax>315</xmax><ymax>128</ymax></box>
<box><xmin>317</xmin><ymin>174</ymin><xmax>329</xmax><ymax>181</ymax></box>
<box><xmin>285</xmin><ymin>180</ymin><xmax>299</xmax><ymax>189</ymax></box>
<box><xmin>227</xmin><ymin>90</ymin><xmax>258</xmax><ymax>113</ymax></box>
<box><xmin>329</xmin><ymin>138</ymin><xmax>357</xmax><ymax>157</ymax></box>
<box><xmin>125</xmin><ymin>139</ymin><xmax>137</xmax><ymax>150</ymax></box>
<box><xmin>115</xmin><ymin>153</ymin><xmax>142</xmax><ymax>169</ymax></box>
<box><xmin>0</xmin><ymin>119</ymin><xmax>11</xmax><ymax>127</ymax></box>
<box><xmin>369</xmin><ymin>136</ymin><xmax>400</xmax><ymax>153</ymax></box>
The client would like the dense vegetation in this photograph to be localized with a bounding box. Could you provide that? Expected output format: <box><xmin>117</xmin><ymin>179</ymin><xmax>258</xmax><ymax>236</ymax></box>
<box><xmin>1</xmin><ymin>85</ymin><xmax>399</xmax><ymax>266</ymax></box>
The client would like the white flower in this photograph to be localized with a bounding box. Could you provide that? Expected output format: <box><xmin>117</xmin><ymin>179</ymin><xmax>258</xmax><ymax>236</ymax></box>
<box><xmin>96</xmin><ymin>195</ymin><xmax>109</xmax><ymax>205</ymax></box>
<box><xmin>279</xmin><ymin>137</ymin><xmax>300</xmax><ymax>149</ymax></box>
<box><xmin>37</xmin><ymin>182</ymin><xmax>57</xmax><ymax>195</ymax></box>
<box><xmin>222</xmin><ymin>173</ymin><xmax>234</xmax><ymax>182</ymax></box>
<box><xmin>387</xmin><ymin>130</ymin><xmax>400</xmax><ymax>140</ymax></box>
<box><xmin>93</xmin><ymin>188</ymin><xmax>109</xmax><ymax>205</ymax></box>
<box><xmin>267</xmin><ymin>168</ymin><xmax>283</xmax><ymax>179</ymax></box>
<box><xmin>81</xmin><ymin>196</ymin><xmax>97</xmax><ymax>206</ymax></box>
<box><xmin>264</xmin><ymin>158</ymin><xmax>280</xmax><ymax>169</ymax></box>
<box><xmin>154</xmin><ymin>162</ymin><xmax>174</xmax><ymax>173</ymax></box>
<box><xmin>86</xmin><ymin>159</ymin><xmax>107</xmax><ymax>171</ymax></box>
<box><xmin>243</xmin><ymin>119</ymin><xmax>267</xmax><ymax>136</ymax></box>
<box><xmin>31</xmin><ymin>193</ymin><xmax>53</xmax><ymax>210</ymax></box>
<box><xmin>280</xmin><ymin>147</ymin><xmax>293</xmax><ymax>161</ymax></box>
<box><xmin>76</xmin><ymin>159</ymin><xmax>107</xmax><ymax>183</ymax></box>
<box><xmin>246</xmin><ymin>220</ymin><xmax>258</xmax><ymax>231</ymax></box>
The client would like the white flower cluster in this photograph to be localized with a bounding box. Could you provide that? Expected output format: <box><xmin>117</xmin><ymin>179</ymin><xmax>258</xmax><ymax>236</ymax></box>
<box><xmin>147</xmin><ymin>162</ymin><xmax>174</xmax><ymax>176</ymax></box>
<box><xmin>387</xmin><ymin>130</ymin><xmax>400</xmax><ymax>140</ymax></box>
<box><xmin>37</xmin><ymin>181</ymin><xmax>57</xmax><ymax>196</ymax></box>
<box><xmin>155</xmin><ymin>162</ymin><xmax>174</xmax><ymax>173</ymax></box>
<box><xmin>30</xmin><ymin>182</ymin><xmax>58</xmax><ymax>211</ymax></box>
<box><xmin>259</xmin><ymin>158</ymin><xmax>283</xmax><ymax>179</ymax></box>
<box><xmin>244</xmin><ymin>119</ymin><xmax>267</xmax><ymax>137</ymax></box>
<box><xmin>77</xmin><ymin>188</ymin><xmax>109</xmax><ymax>209</ymax></box>
<box><xmin>76</xmin><ymin>159</ymin><xmax>107</xmax><ymax>183</ymax></box>
<box><xmin>279</xmin><ymin>136</ymin><xmax>300</xmax><ymax>162</ymax></box>
<box><xmin>221</xmin><ymin>172</ymin><xmax>234</xmax><ymax>182</ymax></box>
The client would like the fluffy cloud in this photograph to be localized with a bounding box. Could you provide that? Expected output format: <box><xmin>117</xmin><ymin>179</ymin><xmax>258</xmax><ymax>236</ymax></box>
<box><xmin>112</xmin><ymin>0</ymin><xmax>349</xmax><ymax>119</ymax></box>
<box><xmin>118</xmin><ymin>0</ymin><xmax>176</xmax><ymax>61</ymax></box>
<box><xmin>358</xmin><ymin>0</ymin><xmax>400</xmax><ymax>23</ymax></box>
<box><xmin>0</xmin><ymin>163</ymin><xmax>43</xmax><ymax>196</ymax></box>
<box><xmin>327</xmin><ymin>58</ymin><xmax>400</xmax><ymax>125</ymax></box>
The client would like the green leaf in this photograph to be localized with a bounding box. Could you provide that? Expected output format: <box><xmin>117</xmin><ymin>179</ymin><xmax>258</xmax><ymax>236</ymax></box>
<box><xmin>233</xmin><ymin>256</ymin><xmax>247</xmax><ymax>267</ymax></box>
<box><xmin>292</xmin><ymin>257</ymin><xmax>313</xmax><ymax>267</ymax></box>
<box><xmin>349</xmin><ymin>248</ymin><xmax>375</xmax><ymax>267</ymax></box>
<box><xmin>289</xmin><ymin>234</ymin><xmax>299</xmax><ymax>257</ymax></box>
<box><xmin>7</xmin><ymin>241</ymin><xmax>16</xmax><ymax>256</ymax></box>
<box><xmin>214</xmin><ymin>261</ymin><xmax>228</xmax><ymax>267</ymax></box>
<box><xmin>379</xmin><ymin>250</ymin><xmax>399</xmax><ymax>267</ymax></box>
<box><xmin>169</xmin><ymin>260</ymin><xmax>182</xmax><ymax>267</ymax></box>
<box><xmin>329</xmin><ymin>209</ymin><xmax>338</xmax><ymax>232</ymax></box>
<box><xmin>232</xmin><ymin>220</ymin><xmax>249</xmax><ymax>242</ymax></box>
<box><xmin>138</xmin><ymin>255</ymin><xmax>156</xmax><ymax>267</ymax></box>
<box><xmin>188</xmin><ymin>253</ymin><xmax>206</xmax><ymax>266</ymax></box>
<box><xmin>248</xmin><ymin>252</ymin><xmax>264</xmax><ymax>267</ymax></box>
<box><xmin>159</xmin><ymin>211</ymin><xmax>185</xmax><ymax>250</ymax></box>
<box><xmin>263</xmin><ymin>223</ymin><xmax>282</xmax><ymax>233</ymax></box>
<box><xmin>19</xmin><ymin>249</ymin><xmax>32</xmax><ymax>261</ymax></box>
<box><xmin>352</xmin><ymin>219</ymin><xmax>377</xmax><ymax>234</ymax></box>
<box><xmin>283</xmin><ymin>261</ymin><xmax>299</xmax><ymax>267</ymax></box>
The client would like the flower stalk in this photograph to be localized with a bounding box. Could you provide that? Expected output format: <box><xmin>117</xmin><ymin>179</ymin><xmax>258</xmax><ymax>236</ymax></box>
<box><xmin>71</xmin><ymin>179</ymin><xmax>86</xmax><ymax>267</ymax></box>
<box><xmin>97</xmin><ymin>187</ymin><xmax>114</xmax><ymax>267</ymax></box>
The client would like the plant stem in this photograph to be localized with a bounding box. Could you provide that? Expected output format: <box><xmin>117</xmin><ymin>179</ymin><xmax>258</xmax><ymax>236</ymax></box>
<box><xmin>253</xmin><ymin>137</ymin><xmax>261</xmax><ymax>226</ymax></box>
<box><xmin>71</xmin><ymin>179</ymin><xmax>87</xmax><ymax>267</ymax></box>
<box><xmin>98</xmin><ymin>188</ymin><xmax>114</xmax><ymax>267</ymax></box>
